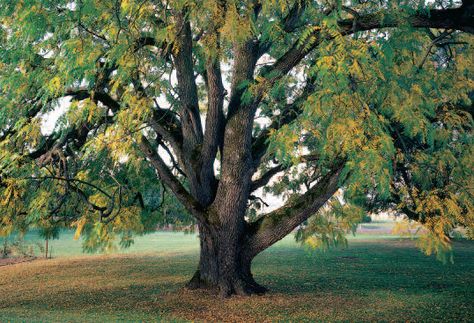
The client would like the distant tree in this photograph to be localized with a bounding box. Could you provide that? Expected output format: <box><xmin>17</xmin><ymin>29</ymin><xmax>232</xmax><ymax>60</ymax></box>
<box><xmin>0</xmin><ymin>0</ymin><xmax>473</xmax><ymax>296</ymax></box>
<box><xmin>1</xmin><ymin>238</ymin><xmax>9</xmax><ymax>259</ymax></box>
<box><xmin>38</xmin><ymin>223</ymin><xmax>60</xmax><ymax>258</ymax></box>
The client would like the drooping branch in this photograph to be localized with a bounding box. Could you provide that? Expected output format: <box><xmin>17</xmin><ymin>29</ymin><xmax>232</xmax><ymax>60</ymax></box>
<box><xmin>0</xmin><ymin>100</ymin><xmax>50</xmax><ymax>144</ymax></box>
<box><xmin>18</xmin><ymin>174</ymin><xmax>122</xmax><ymax>223</ymax></box>
<box><xmin>248</xmin><ymin>3</ymin><xmax>473</xmax><ymax>174</ymax></box>
<box><xmin>251</xmin><ymin>80</ymin><xmax>315</xmax><ymax>170</ymax></box>
<box><xmin>257</xmin><ymin>0</ymin><xmax>308</xmax><ymax>57</ymax></box>
<box><xmin>26</xmin><ymin>176</ymin><xmax>112</xmax><ymax>199</ymax></box>
<box><xmin>0</xmin><ymin>88</ymin><xmax>91</xmax><ymax>147</ymax></box>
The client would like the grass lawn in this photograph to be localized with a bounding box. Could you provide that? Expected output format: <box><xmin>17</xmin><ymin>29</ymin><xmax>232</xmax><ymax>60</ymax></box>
<box><xmin>0</xmin><ymin>227</ymin><xmax>473</xmax><ymax>322</ymax></box>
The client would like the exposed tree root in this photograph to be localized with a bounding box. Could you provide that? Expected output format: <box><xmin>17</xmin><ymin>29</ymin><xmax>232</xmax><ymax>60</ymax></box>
<box><xmin>185</xmin><ymin>270</ymin><xmax>268</xmax><ymax>298</ymax></box>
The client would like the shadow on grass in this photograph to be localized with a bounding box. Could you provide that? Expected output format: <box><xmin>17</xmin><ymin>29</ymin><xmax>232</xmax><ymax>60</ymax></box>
<box><xmin>255</xmin><ymin>240</ymin><xmax>474</xmax><ymax>294</ymax></box>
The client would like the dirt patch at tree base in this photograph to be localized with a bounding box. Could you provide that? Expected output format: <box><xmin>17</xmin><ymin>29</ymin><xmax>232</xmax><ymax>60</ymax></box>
<box><xmin>0</xmin><ymin>256</ymin><xmax>36</xmax><ymax>267</ymax></box>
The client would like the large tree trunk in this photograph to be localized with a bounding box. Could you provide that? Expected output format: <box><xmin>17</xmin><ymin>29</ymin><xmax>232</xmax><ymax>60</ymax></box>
<box><xmin>184</xmin><ymin>167</ymin><xmax>343</xmax><ymax>297</ymax></box>
<box><xmin>186</xmin><ymin>220</ymin><xmax>267</xmax><ymax>297</ymax></box>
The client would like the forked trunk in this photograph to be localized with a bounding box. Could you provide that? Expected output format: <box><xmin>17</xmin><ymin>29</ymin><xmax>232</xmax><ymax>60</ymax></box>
<box><xmin>186</xmin><ymin>222</ymin><xmax>267</xmax><ymax>297</ymax></box>
<box><xmin>184</xmin><ymin>165</ymin><xmax>343</xmax><ymax>297</ymax></box>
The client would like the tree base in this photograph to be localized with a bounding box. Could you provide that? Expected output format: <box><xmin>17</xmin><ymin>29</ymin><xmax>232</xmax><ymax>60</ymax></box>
<box><xmin>185</xmin><ymin>270</ymin><xmax>269</xmax><ymax>298</ymax></box>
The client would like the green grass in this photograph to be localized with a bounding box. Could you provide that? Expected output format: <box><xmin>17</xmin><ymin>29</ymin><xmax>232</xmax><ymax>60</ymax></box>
<box><xmin>1</xmin><ymin>227</ymin><xmax>473</xmax><ymax>322</ymax></box>
<box><xmin>1</xmin><ymin>222</ymin><xmax>399</xmax><ymax>258</ymax></box>
<box><xmin>2</xmin><ymin>230</ymin><xmax>200</xmax><ymax>258</ymax></box>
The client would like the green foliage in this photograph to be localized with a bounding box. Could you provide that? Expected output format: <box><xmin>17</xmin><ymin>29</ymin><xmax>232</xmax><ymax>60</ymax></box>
<box><xmin>296</xmin><ymin>198</ymin><xmax>365</xmax><ymax>250</ymax></box>
<box><xmin>0</xmin><ymin>0</ymin><xmax>472</xmax><ymax>259</ymax></box>
<box><xmin>266</xmin><ymin>23</ymin><xmax>474</xmax><ymax>253</ymax></box>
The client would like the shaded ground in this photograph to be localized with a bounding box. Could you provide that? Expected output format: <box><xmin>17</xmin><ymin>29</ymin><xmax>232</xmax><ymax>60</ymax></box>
<box><xmin>0</xmin><ymin>256</ymin><xmax>36</xmax><ymax>267</ymax></box>
<box><xmin>0</xmin><ymin>235</ymin><xmax>473</xmax><ymax>322</ymax></box>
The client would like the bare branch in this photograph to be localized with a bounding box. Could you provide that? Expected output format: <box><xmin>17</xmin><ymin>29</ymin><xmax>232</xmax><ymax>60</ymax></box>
<box><xmin>26</xmin><ymin>176</ymin><xmax>113</xmax><ymax>199</ymax></box>
<box><xmin>250</xmin><ymin>154</ymin><xmax>320</xmax><ymax>193</ymax></box>
<box><xmin>250</xmin><ymin>164</ymin><xmax>284</xmax><ymax>192</ymax></box>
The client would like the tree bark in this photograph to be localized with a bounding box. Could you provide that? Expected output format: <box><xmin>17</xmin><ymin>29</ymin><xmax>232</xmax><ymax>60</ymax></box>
<box><xmin>186</xmin><ymin>220</ymin><xmax>268</xmax><ymax>297</ymax></box>
<box><xmin>184</xmin><ymin>167</ymin><xmax>342</xmax><ymax>297</ymax></box>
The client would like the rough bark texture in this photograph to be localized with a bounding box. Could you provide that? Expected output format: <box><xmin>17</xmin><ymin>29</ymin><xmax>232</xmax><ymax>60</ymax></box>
<box><xmin>186</xmin><ymin>221</ymin><xmax>268</xmax><ymax>297</ymax></box>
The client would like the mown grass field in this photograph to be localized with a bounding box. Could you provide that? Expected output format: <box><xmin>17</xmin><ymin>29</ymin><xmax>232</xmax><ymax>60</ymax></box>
<box><xmin>1</xmin><ymin>225</ymin><xmax>473</xmax><ymax>322</ymax></box>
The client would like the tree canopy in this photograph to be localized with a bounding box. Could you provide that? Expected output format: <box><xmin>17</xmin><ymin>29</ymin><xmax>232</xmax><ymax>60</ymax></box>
<box><xmin>0</xmin><ymin>0</ymin><xmax>473</xmax><ymax>295</ymax></box>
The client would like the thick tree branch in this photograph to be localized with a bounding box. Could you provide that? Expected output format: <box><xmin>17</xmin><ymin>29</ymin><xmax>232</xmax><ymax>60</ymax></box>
<box><xmin>202</xmin><ymin>57</ymin><xmax>225</xmax><ymax>165</ymax></box>
<box><xmin>138</xmin><ymin>135</ymin><xmax>205</xmax><ymax>221</ymax></box>
<box><xmin>244</xmin><ymin>167</ymin><xmax>343</xmax><ymax>258</ymax></box>
<box><xmin>337</xmin><ymin>4</ymin><xmax>474</xmax><ymax>35</ymax></box>
<box><xmin>199</xmin><ymin>5</ymin><xmax>226</xmax><ymax>190</ymax></box>
<box><xmin>148</xmin><ymin>107</ymin><xmax>183</xmax><ymax>155</ymax></box>
<box><xmin>198</xmin><ymin>56</ymin><xmax>225</xmax><ymax>205</ymax></box>
<box><xmin>227</xmin><ymin>41</ymin><xmax>260</xmax><ymax>117</ymax></box>
<box><xmin>27</xmin><ymin>90</ymin><xmax>119</xmax><ymax>161</ymax></box>
<box><xmin>212</xmin><ymin>39</ymin><xmax>260</xmax><ymax>219</ymax></box>
<box><xmin>134</xmin><ymin>36</ymin><xmax>158</xmax><ymax>51</ymax></box>
<box><xmin>173</xmin><ymin>13</ymin><xmax>204</xmax><ymax>153</ymax></box>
